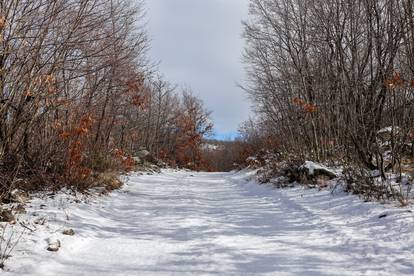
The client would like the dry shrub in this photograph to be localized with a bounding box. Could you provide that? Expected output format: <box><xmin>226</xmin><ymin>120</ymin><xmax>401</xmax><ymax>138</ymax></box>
<box><xmin>74</xmin><ymin>172</ymin><xmax>123</xmax><ymax>193</ymax></box>
<box><xmin>343</xmin><ymin>165</ymin><xmax>412</xmax><ymax>205</ymax></box>
<box><xmin>95</xmin><ymin>173</ymin><xmax>123</xmax><ymax>192</ymax></box>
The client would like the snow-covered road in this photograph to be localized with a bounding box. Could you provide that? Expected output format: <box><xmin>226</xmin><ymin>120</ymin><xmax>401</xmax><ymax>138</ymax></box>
<box><xmin>6</xmin><ymin>170</ymin><xmax>414</xmax><ymax>275</ymax></box>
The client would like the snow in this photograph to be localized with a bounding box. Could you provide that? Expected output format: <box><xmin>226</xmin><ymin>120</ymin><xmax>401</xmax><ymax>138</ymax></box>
<box><xmin>3</xmin><ymin>169</ymin><xmax>414</xmax><ymax>275</ymax></box>
<box><xmin>378</xmin><ymin>126</ymin><xmax>399</xmax><ymax>134</ymax></box>
<box><xmin>201</xmin><ymin>143</ymin><xmax>223</xmax><ymax>151</ymax></box>
<box><xmin>301</xmin><ymin>161</ymin><xmax>338</xmax><ymax>176</ymax></box>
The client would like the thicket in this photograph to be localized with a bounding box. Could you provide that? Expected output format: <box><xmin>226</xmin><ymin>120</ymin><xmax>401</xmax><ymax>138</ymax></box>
<box><xmin>242</xmin><ymin>0</ymin><xmax>414</xmax><ymax>200</ymax></box>
<box><xmin>0</xmin><ymin>0</ymin><xmax>212</xmax><ymax>196</ymax></box>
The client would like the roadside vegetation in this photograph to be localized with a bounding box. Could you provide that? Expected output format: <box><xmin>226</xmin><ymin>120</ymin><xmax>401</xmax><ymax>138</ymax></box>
<box><xmin>3</xmin><ymin>0</ymin><xmax>414</xmax><ymax>272</ymax></box>
<box><xmin>0</xmin><ymin>0</ymin><xmax>213</xmax><ymax>199</ymax></box>
<box><xmin>236</xmin><ymin>0</ymin><xmax>414</xmax><ymax>203</ymax></box>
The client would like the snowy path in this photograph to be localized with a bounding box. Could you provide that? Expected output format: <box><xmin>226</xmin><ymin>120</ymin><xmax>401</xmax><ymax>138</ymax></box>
<box><xmin>6</xmin><ymin>170</ymin><xmax>414</xmax><ymax>275</ymax></box>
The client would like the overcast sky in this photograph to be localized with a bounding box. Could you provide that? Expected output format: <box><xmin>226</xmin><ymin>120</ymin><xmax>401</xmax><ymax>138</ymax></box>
<box><xmin>145</xmin><ymin>0</ymin><xmax>251</xmax><ymax>140</ymax></box>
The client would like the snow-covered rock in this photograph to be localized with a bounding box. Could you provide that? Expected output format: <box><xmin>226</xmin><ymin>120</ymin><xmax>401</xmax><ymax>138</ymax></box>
<box><xmin>136</xmin><ymin>149</ymin><xmax>150</xmax><ymax>159</ymax></box>
<box><xmin>46</xmin><ymin>239</ymin><xmax>61</xmax><ymax>252</ymax></box>
<box><xmin>132</xmin><ymin>156</ymin><xmax>141</xmax><ymax>164</ymax></box>
<box><xmin>300</xmin><ymin>161</ymin><xmax>337</xmax><ymax>179</ymax></box>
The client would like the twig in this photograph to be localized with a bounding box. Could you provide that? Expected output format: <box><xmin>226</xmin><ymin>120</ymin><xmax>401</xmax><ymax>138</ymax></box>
<box><xmin>19</xmin><ymin>221</ymin><xmax>35</xmax><ymax>233</ymax></box>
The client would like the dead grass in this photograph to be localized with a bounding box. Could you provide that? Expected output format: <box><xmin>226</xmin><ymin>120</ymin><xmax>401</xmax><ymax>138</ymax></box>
<box><xmin>93</xmin><ymin>172</ymin><xmax>123</xmax><ymax>193</ymax></box>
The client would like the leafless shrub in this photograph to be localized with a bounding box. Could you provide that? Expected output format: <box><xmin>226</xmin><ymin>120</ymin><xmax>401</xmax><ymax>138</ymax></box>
<box><xmin>242</xmin><ymin>0</ymin><xmax>414</xmax><ymax>200</ymax></box>
<box><xmin>0</xmin><ymin>0</ymin><xmax>213</xmax><ymax>193</ymax></box>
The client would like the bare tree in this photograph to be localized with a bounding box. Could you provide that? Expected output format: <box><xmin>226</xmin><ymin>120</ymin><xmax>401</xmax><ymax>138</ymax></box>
<box><xmin>243</xmin><ymin>0</ymin><xmax>414</xmax><ymax>199</ymax></box>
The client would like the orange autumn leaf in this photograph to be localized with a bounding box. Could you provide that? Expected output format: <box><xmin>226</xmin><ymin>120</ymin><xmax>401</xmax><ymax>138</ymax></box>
<box><xmin>293</xmin><ymin>97</ymin><xmax>305</xmax><ymax>106</ymax></box>
<box><xmin>59</xmin><ymin>131</ymin><xmax>71</xmax><ymax>140</ymax></box>
<box><xmin>0</xmin><ymin>17</ymin><xmax>5</xmax><ymax>29</ymax></box>
<box><xmin>304</xmin><ymin>103</ymin><xmax>317</xmax><ymax>113</ymax></box>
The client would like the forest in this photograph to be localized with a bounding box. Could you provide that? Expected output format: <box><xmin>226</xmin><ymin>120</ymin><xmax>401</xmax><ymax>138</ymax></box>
<box><xmin>1</xmin><ymin>0</ymin><xmax>414</xmax><ymax>275</ymax></box>
<box><xmin>2</xmin><ymin>0</ymin><xmax>414</xmax><ymax>202</ymax></box>
<box><xmin>240</xmin><ymin>0</ymin><xmax>414</xmax><ymax>201</ymax></box>
<box><xmin>0</xmin><ymin>0</ymin><xmax>214</xmax><ymax>195</ymax></box>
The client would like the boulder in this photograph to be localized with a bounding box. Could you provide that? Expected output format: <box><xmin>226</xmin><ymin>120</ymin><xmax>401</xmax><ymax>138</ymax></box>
<box><xmin>137</xmin><ymin>149</ymin><xmax>150</xmax><ymax>159</ymax></box>
<box><xmin>137</xmin><ymin>149</ymin><xmax>157</xmax><ymax>164</ymax></box>
<box><xmin>47</xmin><ymin>239</ymin><xmax>61</xmax><ymax>252</ymax></box>
<box><xmin>133</xmin><ymin>156</ymin><xmax>142</xmax><ymax>164</ymax></box>
<box><xmin>301</xmin><ymin>161</ymin><xmax>337</xmax><ymax>177</ymax></box>
<box><xmin>298</xmin><ymin>161</ymin><xmax>337</xmax><ymax>184</ymax></box>
<box><xmin>62</xmin><ymin>229</ymin><xmax>75</xmax><ymax>236</ymax></box>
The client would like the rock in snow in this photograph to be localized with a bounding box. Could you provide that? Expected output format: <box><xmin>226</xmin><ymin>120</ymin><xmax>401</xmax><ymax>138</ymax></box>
<box><xmin>300</xmin><ymin>161</ymin><xmax>337</xmax><ymax>179</ymax></box>
<box><xmin>136</xmin><ymin>149</ymin><xmax>150</xmax><ymax>159</ymax></box>
<box><xmin>47</xmin><ymin>239</ymin><xmax>61</xmax><ymax>252</ymax></box>
<box><xmin>62</xmin><ymin>229</ymin><xmax>75</xmax><ymax>236</ymax></box>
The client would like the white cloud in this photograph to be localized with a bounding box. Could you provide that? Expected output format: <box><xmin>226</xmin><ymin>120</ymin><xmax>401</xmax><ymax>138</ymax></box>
<box><xmin>145</xmin><ymin>0</ymin><xmax>252</xmax><ymax>137</ymax></box>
